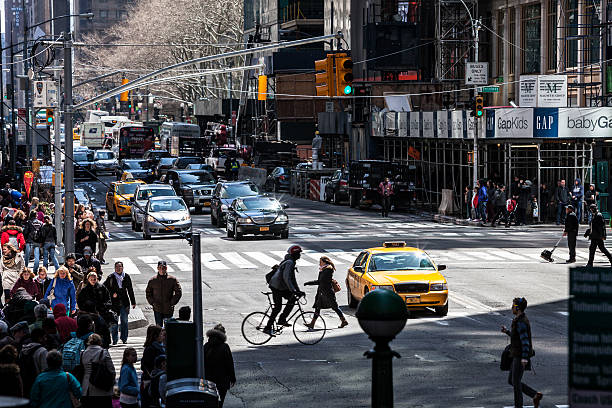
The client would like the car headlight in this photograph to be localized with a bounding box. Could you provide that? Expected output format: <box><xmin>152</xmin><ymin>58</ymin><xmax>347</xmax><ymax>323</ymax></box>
<box><xmin>429</xmin><ymin>283</ymin><xmax>448</xmax><ymax>291</ymax></box>
<box><xmin>221</xmin><ymin>204</ymin><xmax>228</xmax><ymax>211</ymax></box>
<box><xmin>371</xmin><ymin>285</ymin><xmax>394</xmax><ymax>291</ymax></box>
<box><xmin>276</xmin><ymin>214</ymin><xmax>288</xmax><ymax>222</ymax></box>
<box><xmin>181</xmin><ymin>214</ymin><xmax>191</xmax><ymax>221</ymax></box>
<box><xmin>237</xmin><ymin>218</ymin><xmax>252</xmax><ymax>224</ymax></box>
<box><xmin>147</xmin><ymin>215</ymin><xmax>156</xmax><ymax>222</ymax></box>
<box><xmin>119</xmin><ymin>200</ymin><xmax>129</xmax><ymax>206</ymax></box>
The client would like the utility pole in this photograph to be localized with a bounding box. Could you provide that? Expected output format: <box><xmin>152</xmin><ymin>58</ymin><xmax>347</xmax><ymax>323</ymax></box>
<box><xmin>10</xmin><ymin>40</ymin><xmax>17</xmax><ymax>179</ymax></box>
<box><xmin>23</xmin><ymin>0</ymin><xmax>34</xmax><ymax>163</ymax></box>
<box><xmin>63</xmin><ymin>31</ymin><xmax>75</xmax><ymax>255</ymax></box>
<box><xmin>471</xmin><ymin>17</ymin><xmax>480</xmax><ymax>190</ymax></box>
<box><xmin>228</xmin><ymin>61</ymin><xmax>233</xmax><ymax>144</ymax></box>
<box><xmin>191</xmin><ymin>232</ymin><xmax>204</xmax><ymax>378</ymax></box>
<box><xmin>54</xmin><ymin>70</ymin><xmax>63</xmax><ymax>261</ymax></box>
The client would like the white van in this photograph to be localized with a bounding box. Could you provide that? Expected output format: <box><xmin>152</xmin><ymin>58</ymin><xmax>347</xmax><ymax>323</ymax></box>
<box><xmin>85</xmin><ymin>110</ymin><xmax>109</xmax><ymax>123</ymax></box>
<box><xmin>80</xmin><ymin>122</ymin><xmax>105</xmax><ymax>149</ymax></box>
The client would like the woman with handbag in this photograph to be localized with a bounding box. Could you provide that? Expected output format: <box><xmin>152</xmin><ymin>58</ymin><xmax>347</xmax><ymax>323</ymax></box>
<box><xmin>80</xmin><ymin>333</ymin><xmax>116</xmax><ymax>408</ymax></box>
<box><xmin>45</xmin><ymin>266</ymin><xmax>77</xmax><ymax>316</ymax></box>
<box><xmin>304</xmin><ymin>256</ymin><xmax>348</xmax><ymax>329</ymax></box>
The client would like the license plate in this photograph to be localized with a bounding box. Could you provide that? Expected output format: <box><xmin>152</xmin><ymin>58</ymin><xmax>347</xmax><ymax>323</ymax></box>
<box><xmin>260</xmin><ymin>226</ymin><xmax>270</xmax><ymax>232</ymax></box>
<box><xmin>405</xmin><ymin>296</ymin><xmax>420</xmax><ymax>304</ymax></box>
<box><xmin>204</xmin><ymin>202</ymin><xmax>211</xmax><ymax>206</ymax></box>
<box><xmin>166</xmin><ymin>226</ymin><xmax>175</xmax><ymax>231</ymax></box>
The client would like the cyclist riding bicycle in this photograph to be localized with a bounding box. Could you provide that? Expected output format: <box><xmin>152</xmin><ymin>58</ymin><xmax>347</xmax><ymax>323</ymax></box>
<box><xmin>264</xmin><ymin>245</ymin><xmax>305</xmax><ymax>335</ymax></box>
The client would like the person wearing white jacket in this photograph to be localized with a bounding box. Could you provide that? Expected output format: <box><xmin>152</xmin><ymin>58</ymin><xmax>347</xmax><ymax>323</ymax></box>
<box><xmin>0</xmin><ymin>242</ymin><xmax>24</xmax><ymax>303</ymax></box>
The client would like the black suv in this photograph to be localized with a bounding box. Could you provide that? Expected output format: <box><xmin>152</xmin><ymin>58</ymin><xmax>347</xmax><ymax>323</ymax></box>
<box><xmin>163</xmin><ymin>169</ymin><xmax>217</xmax><ymax>213</ymax></box>
<box><xmin>210</xmin><ymin>181</ymin><xmax>260</xmax><ymax>227</ymax></box>
<box><xmin>74</xmin><ymin>148</ymin><xmax>95</xmax><ymax>179</ymax></box>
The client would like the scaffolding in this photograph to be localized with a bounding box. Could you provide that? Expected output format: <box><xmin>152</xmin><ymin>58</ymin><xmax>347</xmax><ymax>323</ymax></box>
<box><xmin>435</xmin><ymin>0</ymin><xmax>477</xmax><ymax>108</ymax></box>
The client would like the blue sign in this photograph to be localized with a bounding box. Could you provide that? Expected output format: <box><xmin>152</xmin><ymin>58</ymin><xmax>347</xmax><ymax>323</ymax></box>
<box><xmin>533</xmin><ymin>108</ymin><xmax>558</xmax><ymax>138</ymax></box>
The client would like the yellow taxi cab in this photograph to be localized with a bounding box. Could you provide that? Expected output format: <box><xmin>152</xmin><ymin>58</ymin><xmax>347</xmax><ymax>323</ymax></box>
<box><xmin>346</xmin><ymin>241</ymin><xmax>449</xmax><ymax>316</ymax></box>
<box><xmin>105</xmin><ymin>180</ymin><xmax>146</xmax><ymax>221</ymax></box>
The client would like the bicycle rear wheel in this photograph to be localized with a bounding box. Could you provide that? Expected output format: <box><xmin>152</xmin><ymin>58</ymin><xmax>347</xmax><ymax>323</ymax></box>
<box><xmin>242</xmin><ymin>312</ymin><xmax>273</xmax><ymax>345</ymax></box>
<box><xmin>293</xmin><ymin>311</ymin><xmax>326</xmax><ymax>345</ymax></box>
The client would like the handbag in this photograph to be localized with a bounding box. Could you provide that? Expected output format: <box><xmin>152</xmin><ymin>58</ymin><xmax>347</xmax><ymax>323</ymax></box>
<box><xmin>331</xmin><ymin>278</ymin><xmax>341</xmax><ymax>293</ymax></box>
<box><xmin>500</xmin><ymin>344</ymin><xmax>512</xmax><ymax>371</ymax></box>
<box><xmin>47</xmin><ymin>278</ymin><xmax>57</xmax><ymax>302</ymax></box>
<box><xmin>90</xmin><ymin>349</ymin><xmax>115</xmax><ymax>391</ymax></box>
<box><xmin>65</xmin><ymin>372</ymin><xmax>81</xmax><ymax>408</ymax></box>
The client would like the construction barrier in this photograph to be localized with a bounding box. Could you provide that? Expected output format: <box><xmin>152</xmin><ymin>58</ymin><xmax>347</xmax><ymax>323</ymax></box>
<box><xmin>309</xmin><ymin>179</ymin><xmax>321</xmax><ymax>201</ymax></box>
<box><xmin>319</xmin><ymin>176</ymin><xmax>330</xmax><ymax>201</ymax></box>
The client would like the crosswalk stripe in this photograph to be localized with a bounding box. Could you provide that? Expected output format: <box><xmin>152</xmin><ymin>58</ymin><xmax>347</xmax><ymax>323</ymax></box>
<box><xmin>166</xmin><ymin>254</ymin><xmax>192</xmax><ymax>271</ymax></box>
<box><xmin>112</xmin><ymin>257</ymin><xmax>141</xmax><ymax>275</ymax></box>
<box><xmin>488</xmin><ymin>249</ymin><xmax>527</xmax><ymax>260</ymax></box>
<box><xmin>270</xmin><ymin>250</ymin><xmax>314</xmax><ymax>266</ymax></box>
<box><xmin>201</xmin><ymin>253</ymin><xmax>229</xmax><ymax>270</ymax></box>
<box><xmin>244</xmin><ymin>251</ymin><xmax>281</xmax><ymax>267</ymax></box>
<box><xmin>219</xmin><ymin>252</ymin><xmax>257</xmax><ymax>269</ymax></box>
<box><xmin>302</xmin><ymin>251</ymin><xmax>345</xmax><ymax>265</ymax></box>
<box><xmin>202</xmin><ymin>228</ymin><xmax>223</xmax><ymax>235</ymax></box>
<box><xmin>575</xmin><ymin>250</ymin><xmax>590</xmax><ymax>259</ymax></box>
<box><xmin>115</xmin><ymin>232</ymin><xmax>134</xmax><ymax>239</ymax></box>
<box><xmin>463</xmin><ymin>251</ymin><xmax>497</xmax><ymax>260</ymax></box>
<box><xmin>434</xmin><ymin>251</ymin><xmax>472</xmax><ymax>261</ymax></box>
<box><xmin>325</xmin><ymin>249</ymin><xmax>359</xmax><ymax>263</ymax></box>
<box><xmin>138</xmin><ymin>256</ymin><xmax>175</xmax><ymax>273</ymax></box>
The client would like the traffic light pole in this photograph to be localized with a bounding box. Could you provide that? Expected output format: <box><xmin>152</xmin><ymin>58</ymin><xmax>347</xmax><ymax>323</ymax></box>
<box><xmin>472</xmin><ymin>19</ymin><xmax>480</xmax><ymax>190</ymax></box>
<box><xmin>63</xmin><ymin>32</ymin><xmax>75</xmax><ymax>255</ymax></box>
<box><xmin>191</xmin><ymin>232</ymin><xmax>204</xmax><ymax>378</ymax></box>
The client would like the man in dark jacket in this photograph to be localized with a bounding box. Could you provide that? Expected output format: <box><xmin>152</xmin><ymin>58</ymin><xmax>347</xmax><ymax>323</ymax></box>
<box><xmin>103</xmin><ymin>261</ymin><xmax>136</xmax><ymax>345</ymax></box>
<box><xmin>95</xmin><ymin>210</ymin><xmax>108</xmax><ymax>265</ymax></box>
<box><xmin>39</xmin><ymin>215</ymin><xmax>59</xmax><ymax>271</ymax></box>
<box><xmin>204</xmin><ymin>324</ymin><xmax>236</xmax><ymax>408</ymax></box>
<box><xmin>23</xmin><ymin>211</ymin><xmax>43</xmax><ymax>272</ymax></box>
<box><xmin>76</xmin><ymin>247</ymin><xmax>102</xmax><ymax>280</ymax></box>
<box><xmin>264</xmin><ymin>245</ymin><xmax>304</xmax><ymax>334</ymax></box>
<box><xmin>554</xmin><ymin>179</ymin><xmax>570</xmax><ymax>225</ymax></box>
<box><xmin>563</xmin><ymin>205</ymin><xmax>579</xmax><ymax>263</ymax></box>
<box><xmin>539</xmin><ymin>183</ymin><xmax>552</xmax><ymax>223</ymax></box>
<box><xmin>145</xmin><ymin>261</ymin><xmax>182</xmax><ymax>326</ymax></box>
<box><xmin>64</xmin><ymin>253</ymin><xmax>84</xmax><ymax>289</ymax></box>
<box><xmin>490</xmin><ymin>185</ymin><xmax>507</xmax><ymax>227</ymax></box>
<box><xmin>76</xmin><ymin>271</ymin><xmax>112</xmax><ymax>316</ymax></box>
<box><xmin>501</xmin><ymin>298</ymin><xmax>542</xmax><ymax>408</ymax></box>
<box><xmin>585</xmin><ymin>204</ymin><xmax>612</xmax><ymax>267</ymax></box>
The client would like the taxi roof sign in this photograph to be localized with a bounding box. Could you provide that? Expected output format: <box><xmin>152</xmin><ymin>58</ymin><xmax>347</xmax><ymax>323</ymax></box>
<box><xmin>383</xmin><ymin>241</ymin><xmax>406</xmax><ymax>248</ymax></box>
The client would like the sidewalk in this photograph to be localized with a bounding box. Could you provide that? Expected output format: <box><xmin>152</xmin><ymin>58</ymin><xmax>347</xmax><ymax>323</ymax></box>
<box><xmin>431</xmin><ymin>213</ymin><xmax>556</xmax><ymax>228</ymax></box>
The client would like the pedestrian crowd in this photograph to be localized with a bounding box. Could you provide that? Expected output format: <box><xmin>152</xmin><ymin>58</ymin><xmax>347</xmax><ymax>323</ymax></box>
<box><xmin>463</xmin><ymin>176</ymin><xmax>598</xmax><ymax>227</ymax></box>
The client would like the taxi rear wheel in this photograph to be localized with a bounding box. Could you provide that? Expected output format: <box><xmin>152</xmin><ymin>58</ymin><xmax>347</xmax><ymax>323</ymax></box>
<box><xmin>434</xmin><ymin>303</ymin><xmax>448</xmax><ymax>317</ymax></box>
<box><xmin>346</xmin><ymin>283</ymin><xmax>358</xmax><ymax>308</ymax></box>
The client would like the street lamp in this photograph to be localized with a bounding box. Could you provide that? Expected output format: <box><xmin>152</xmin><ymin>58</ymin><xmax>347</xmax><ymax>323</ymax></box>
<box><xmin>356</xmin><ymin>289</ymin><xmax>408</xmax><ymax>408</ymax></box>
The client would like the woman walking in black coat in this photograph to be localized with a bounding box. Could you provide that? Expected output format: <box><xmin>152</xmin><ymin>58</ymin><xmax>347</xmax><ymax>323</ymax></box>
<box><xmin>305</xmin><ymin>256</ymin><xmax>348</xmax><ymax>329</ymax></box>
<box><xmin>204</xmin><ymin>324</ymin><xmax>236</xmax><ymax>408</ymax></box>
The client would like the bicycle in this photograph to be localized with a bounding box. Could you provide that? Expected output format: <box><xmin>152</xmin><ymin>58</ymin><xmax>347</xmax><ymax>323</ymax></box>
<box><xmin>241</xmin><ymin>291</ymin><xmax>326</xmax><ymax>346</ymax></box>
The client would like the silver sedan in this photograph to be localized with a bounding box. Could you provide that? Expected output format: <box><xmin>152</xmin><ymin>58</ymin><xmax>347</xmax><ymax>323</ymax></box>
<box><xmin>142</xmin><ymin>196</ymin><xmax>192</xmax><ymax>240</ymax></box>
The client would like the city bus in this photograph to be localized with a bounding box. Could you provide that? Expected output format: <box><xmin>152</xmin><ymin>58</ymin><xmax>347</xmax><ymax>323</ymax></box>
<box><xmin>112</xmin><ymin>125</ymin><xmax>155</xmax><ymax>160</ymax></box>
<box><xmin>160</xmin><ymin>122</ymin><xmax>202</xmax><ymax>156</ymax></box>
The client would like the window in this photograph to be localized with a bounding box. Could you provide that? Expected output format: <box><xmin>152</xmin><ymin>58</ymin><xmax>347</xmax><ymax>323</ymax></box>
<box><xmin>547</xmin><ymin>0</ymin><xmax>558</xmax><ymax>71</ymax></box>
<box><xmin>496</xmin><ymin>9</ymin><xmax>505</xmax><ymax>75</ymax></box>
<box><xmin>509</xmin><ymin>8</ymin><xmax>516</xmax><ymax>75</ymax></box>
<box><xmin>566</xmin><ymin>0</ymin><xmax>578</xmax><ymax>68</ymax></box>
<box><xmin>99</xmin><ymin>10</ymin><xmax>108</xmax><ymax>18</ymax></box>
<box><xmin>522</xmin><ymin>3</ymin><xmax>541</xmax><ymax>73</ymax></box>
<box><xmin>353</xmin><ymin>252</ymin><xmax>368</xmax><ymax>268</ymax></box>
<box><xmin>586</xmin><ymin>1</ymin><xmax>601</xmax><ymax>65</ymax></box>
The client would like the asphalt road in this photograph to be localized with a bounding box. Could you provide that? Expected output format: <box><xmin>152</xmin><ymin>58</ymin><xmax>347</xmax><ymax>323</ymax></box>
<box><xmin>73</xmin><ymin>175</ymin><xmax>594</xmax><ymax>408</ymax></box>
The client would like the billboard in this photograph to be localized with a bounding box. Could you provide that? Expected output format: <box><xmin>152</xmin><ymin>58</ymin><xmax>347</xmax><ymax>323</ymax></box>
<box><xmin>558</xmin><ymin>107</ymin><xmax>612</xmax><ymax>138</ymax></box>
<box><xmin>436</xmin><ymin>111</ymin><xmax>449</xmax><ymax>138</ymax></box>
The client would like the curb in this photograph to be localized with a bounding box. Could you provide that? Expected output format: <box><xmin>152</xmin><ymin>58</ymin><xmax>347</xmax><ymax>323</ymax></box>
<box><xmin>432</xmin><ymin>213</ymin><xmax>558</xmax><ymax>229</ymax></box>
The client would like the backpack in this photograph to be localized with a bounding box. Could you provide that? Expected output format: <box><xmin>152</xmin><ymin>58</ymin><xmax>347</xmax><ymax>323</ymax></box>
<box><xmin>62</xmin><ymin>336</ymin><xmax>87</xmax><ymax>371</ymax></box>
<box><xmin>265</xmin><ymin>259</ymin><xmax>288</xmax><ymax>284</ymax></box>
<box><xmin>31</xmin><ymin>220</ymin><xmax>43</xmax><ymax>243</ymax></box>
<box><xmin>506</xmin><ymin>199</ymin><xmax>516</xmax><ymax>212</ymax></box>
<box><xmin>146</xmin><ymin>370</ymin><xmax>165</xmax><ymax>407</ymax></box>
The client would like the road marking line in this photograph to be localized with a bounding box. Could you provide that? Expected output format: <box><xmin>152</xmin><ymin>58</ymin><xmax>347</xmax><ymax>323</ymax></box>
<box><xmin>325</xmin><ymin>249</ymin><xmax>359</xmax><ymax>263</ymax></box>
<box><xmin>449</xmin><ymin>293</ymin><xmax>500</xmax><ymax>315</ymax></box>
<box><xmin>433</xmin><ymin>251</ymin><xmax>472</xmax><ymax>261</ymax></box>
<box><xmin>202</xmin><ymin>228</ymin><xmax>223</xmax><ymax>235</ymax></box>
<box><xmin>302</xmin><ymin>251</ymin><xmax>345</xmax><ymax>265</ymax></box>
<box><xmin>463</xmin><ymin>251</ymin><xmax>497</xmax><ymax>260</ymax></box>
<box><xmin>139</xmin><ymin>256</ymin><xmax>175</xmax><ymax>273</ymax></box>
<box><xmin>557</xmin><ymin>311</ymin><xmax>569</xmax><ymax>316</ymax></box>
<box><xmin>166</xmin><ymin>254</ymin><xmax>192</xmax><ymax>271</ymax></box>
<box><xmin>219</xmin><ymin>252</ymin><xmax>257</xmax><ymax>269</ymax></box>
<box><xmin>115</xmin><ymin>232</ymin><xmax>134</xmax><ymax>239</ymax></box>
<box><xmin>270</xmin><ymin>250</ymin><xmax>313</xmax><ymax>266</ymax></box>
<box><xmin>112</xmin><ymin>257</ymin><xmax>140</xmax><ymax>275</ymax></box>
<box><xmin>488</xmin><ymin>249</ymin><xmax>527</xmax><ymax>260</ymax></box>
<box><xmin>201</xmin><ymin>253</ymin><xmax>229</xmax><ymax>270</ymax></box>
<box><xmin>244</xmin><ymin>252</ymin><xmax>280</xmax><ymax>267</ymax></box>
<box><xmin>294</xmin><ymin>234</ymin><xmax>315</xmax><ymax>238</ymax></box>
<box><xmin>462</xmin><ymin>232</ymin><xmax>484</xmax><ymax>236</ymax></box>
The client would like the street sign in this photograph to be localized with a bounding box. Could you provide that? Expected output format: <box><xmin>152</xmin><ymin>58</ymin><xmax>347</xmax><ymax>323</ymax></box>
<box><xmin>465</xmin><ymin>62</ymin><xmax>489</xmax><ymax>85</ymax></box>
<box><xmin>325</xmin><ymin>101</ymin><xmax>334</xmax><ymax>112</ymax></box>
<box><xmin>32</xmin><ymin>80</ymin><xmax>59</xmax><ymax>108</ymax></box>
<box><xmin>569</xmin><ymin>267</ymin><xmax>612</xmax><ymax>408</ymax></box>
<box><xmin>479</xmin><ymin>86</ymin><xmax>500</xmax><ymax>93</ymax></box>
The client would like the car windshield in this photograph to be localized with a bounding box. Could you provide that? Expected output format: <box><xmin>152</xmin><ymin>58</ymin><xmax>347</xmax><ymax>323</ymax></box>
<box><xmin>125</xmin><ymin>161</ymin><xmax>148</xmax><ymax>169</ymax></box>
<box><xmin>96</xmin><ymin>152</ymin><xmax>114</xmax><ymax>160</ymax></box>
<box><xmin>177</xmin><ymin>158</ymin><xmax>200</xmax><ymax>166</ymax></box>
<box><xmin>116</xmin><ymin>183</ymin><xmax>140</xmax><ymax>195</ymax></box>
<box><xmin>368</xmin><ymin>252</ymin><xmax>435</xmax><ymax>271</ymax></box>
<box><xmin>137</xmin><ymin>188</ymin><xmax>175</xmax><ymax>200</ymax></box>
<box><xmin>149</xmin><ymin>199</ymin><xmax>187</xmax><ymax>212</ymax></box>
<box><xmin>74</xmin><ymin>152</ymin><xmax>93</xmax><ymax>162</ymax></box>
<box><xmin>179</xmin><ymin>172</ymin><xmax>215</xmax><ymax>184</ymax></box>
<box><xmin>237</xmin><ymin>197</ymin><xmax>281</xmax><ymax>211</ymax></box>
<box><xmin>159</xmin><ymin>158</ymin><xmax>175</xmax><ymax>165</ymax></box>
<box><xmin>221</xmin><ymin>184</ymin><xmax>259</xmax><ymax>199</ymax></box>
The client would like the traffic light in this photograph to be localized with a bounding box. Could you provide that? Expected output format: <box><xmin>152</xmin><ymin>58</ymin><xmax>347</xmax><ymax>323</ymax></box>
<box><xmin>258</xmin><ymin>75</ymin><xmax>267</xmax><ymax>101</ymax></box>
<box><xmin>45</xmin><ymin>108</ymin><xmax>54</xmax><ymax>125</ymax></box>
<box><xmin>120</xmin><ymin>78</ymin><xmax>129</xmax><ymax>102</ymax></box>
<box><xmin>474</xmin><ymin>95</ymin><xmax>484</xmax><ymax>118</ymax></box>
<box><xmin>314</xmin><ymin>55</ymin><xmax>335</xmax><ymax>97</ymax></box>
<box><xmin>335</xmin><ymin>54</ymin><xmax>353</xmax><ymax>96</ymax></box>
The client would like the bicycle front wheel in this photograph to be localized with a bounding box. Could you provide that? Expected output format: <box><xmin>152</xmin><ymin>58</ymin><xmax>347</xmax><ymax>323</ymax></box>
<box><xmin>293</xmin><ymin>311</ymin><xmax>326</xmax><ymax>345</ymax></box>
<box><xmin>242</xmin><ymin>312</ymin><xmax>273</xmax><ymax>345</ymax></box>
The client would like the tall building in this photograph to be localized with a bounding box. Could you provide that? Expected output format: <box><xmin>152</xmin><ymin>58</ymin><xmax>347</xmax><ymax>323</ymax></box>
<box><xmin>74</xmin><ymin>0</ymin><xmax>130</xmax><ymax>40</ymax></box>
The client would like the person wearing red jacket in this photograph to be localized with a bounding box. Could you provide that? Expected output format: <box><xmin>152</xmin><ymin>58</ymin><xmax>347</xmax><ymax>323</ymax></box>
<box><xmin>0</xmin><ymin>220</ymin><xmax>25</xmax><ymax>252</ymax></box>
<box><xmin>53</xmin><ymin>303</ymin><xmax>77</xmax><ymax>343</ymax></box>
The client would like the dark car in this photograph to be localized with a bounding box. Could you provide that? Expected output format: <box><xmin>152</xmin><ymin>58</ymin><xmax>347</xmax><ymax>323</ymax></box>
<box><xmin>226</xmin><ymin>196</ymin><xmax>289</xmax><ymax>240</ymax></box>
<box><xmin>116</xmin><ymin>159</ymin><xmax>154</xmax><ymax>182</ymax></box>
<box><xmin>173</xmin><ymin>156</ymin><xmax>205</xmax><ymax>169</ymax></box>
<box><xmin>185</xmin><ymin>163</ymin><xmax>215</xmax><ymax>172</ymax></box>
<box><xmin>155</xmin><ymin>157</ymin><xmax>177</xmax><ymax>179</ymax></box>
<box><xmin>74</xmin><ymin>149</ymin><xmax>95</xmax><ymax>179</ymax></box>
<box><xmin>164</xmin><ymin>169</ymin><xmax>217</xmax><ymax>213</ymax></box>
<box><xmin>210</xmin><ymin>181</ymin><xmax>260</xmax><ymax>227</ymax></box>
<box><xmin>264</xmin><ymin>167</ymin><xmax>290</xmax><ymax>192</ymax></box>
<box><xmin>324</xmin><ymin>169</ymin><xmax>349</xmax><ymax>204</ymax></box>
<box><xmin>143</xmin><ymin>149</ymin><xmax>171</xmax><ymax>168</ymax></box>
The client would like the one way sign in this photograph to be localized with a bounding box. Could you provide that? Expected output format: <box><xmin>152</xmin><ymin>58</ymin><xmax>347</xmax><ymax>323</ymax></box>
<box><xmin>465</xmin><ymin>62</ymin><xmax>489</xmax><ymax>85</ymax></box>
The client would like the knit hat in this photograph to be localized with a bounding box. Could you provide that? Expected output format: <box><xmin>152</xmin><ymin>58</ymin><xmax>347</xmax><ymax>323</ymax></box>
<box><xmin>0</xmin><ymin>320</ymin><xmax>8</xmax><ymax>335</ymax></box>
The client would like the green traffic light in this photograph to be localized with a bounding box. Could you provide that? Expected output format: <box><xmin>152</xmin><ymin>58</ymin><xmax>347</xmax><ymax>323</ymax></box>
<box><xmin>343</xmin><ymin>85</ymin><xmax>353</xmax><ymax>95</ymax></box>
<box><xmin>476</xmin><ymin>110</ymin><xmax>483</xmax><ymax>117</ymax></box>
<box><xmin>47</xmin><ymin>117</ymin><xmax>53</xmax><ymax>123</ymax></box>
